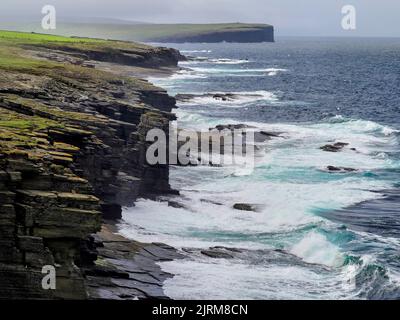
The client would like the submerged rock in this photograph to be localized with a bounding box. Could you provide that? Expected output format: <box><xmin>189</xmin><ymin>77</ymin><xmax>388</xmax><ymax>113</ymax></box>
<box><xmin>200</xmin><ymin>198</ymin><xmax>223</xmax><ymax>206</ymax></box>
<box><xmin>254</xmin><ymin>130</ymin><xmax>283</xmax><ymax>142</ymax></box>
<box><xmin>320</xmin><ymin>142</ymin><xmax>349</xmax><ymax>152</ymax></box>
<box><xmin>214</xmin><ymin>123</ymin><xmax>253</xmax><ymax>131</ymax></box>
<box><xmin>233</xmin><ymin>203</ymin><xmax>257</xmax><ymax>212</ymax></box>
<box><xmin>326</xmin><ymin>166</ymin><xmax>358</xmax><ymax>173</ymax></box>
<box><xmin>175</xmin><ymin>92</ymin><xmax>266</xmax><ymax>104</ymax></box>
<box><xmin>201</xmin><ymin>249</ymin><xmax>234</xmax><ymax>259</ymax></box>
<box><xmin>213</xmin><ymin>246</ymin><xmax>243</xmax><ymax>253</ymax></box>
<box><xmin>259</xmin><ymin>130</ymin><xmax>282</xmax><ymax>138</ymax></box>
<box><xmin>167</xmin><ymin>200</ymin><xmax>187</xmax><ymax>209</ymax></box>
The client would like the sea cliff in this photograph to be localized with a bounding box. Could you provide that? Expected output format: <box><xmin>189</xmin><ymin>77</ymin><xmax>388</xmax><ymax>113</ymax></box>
<box><xmin>147</xmin><ymin>24</ymin><xmax>275</xmax><ymax>43</ymax></box>
<box><xmin>0</xmin><ymin>31</ymin><xmax>183</xmax><ymax>299</ymax></box>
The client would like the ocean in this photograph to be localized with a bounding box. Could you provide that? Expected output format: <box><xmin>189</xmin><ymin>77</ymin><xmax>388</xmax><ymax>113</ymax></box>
<box><xmin>119</xmin><ymin>37</ymin><xmax>400</xmax><ymax>299</ymax></box>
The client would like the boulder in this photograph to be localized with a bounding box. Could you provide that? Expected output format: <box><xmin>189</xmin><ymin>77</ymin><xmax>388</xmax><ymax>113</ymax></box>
<box><xmin>233</xmin><ymin>203</ymin><xmax>257</xmax><ymax>212</ymax></box>
<box><xmin>326</xmin><ymin>166</ymin><xmax>358</xmax><ymax>173</ymax></box>
<box><xmin>201</xmin><ymin>249</ymin><xmax>234</xmax><ymax>259</ymax></box>
<box><xmin>320</xmin><ymin>142</ymin><xmax>349</xmax><ymax>152</ymax></box>
<box><xmin>215</xmin><ymin>124</ymin><xmax>252</xmax><ymax>131</ymax></box>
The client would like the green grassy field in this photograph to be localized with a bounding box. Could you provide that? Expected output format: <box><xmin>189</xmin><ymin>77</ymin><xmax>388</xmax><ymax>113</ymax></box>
<box><xmin>0</xmin><ymin>29</ymin><xmax>154</xmax><ymax>72</ymax></box>
<box><xmin>0</xmin><ymin>30</ymin><xmax>148</xmax><ymax>150</ymax></box>
<box><xmin>0</xmin><ymin>29</ymin><xmax>104</xmax><ymax>43</ymax></box>
<box><xmin>0</xmin><ymin>29</ymin><xmax>152</xmax><ymax>49</ymax></box>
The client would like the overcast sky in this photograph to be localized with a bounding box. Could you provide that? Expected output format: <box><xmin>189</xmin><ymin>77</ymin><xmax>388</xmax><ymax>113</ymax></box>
<box><xmin>1</xmin><ymin>0</ymin><xmax>399</xmax><ymax>37</ymax></box>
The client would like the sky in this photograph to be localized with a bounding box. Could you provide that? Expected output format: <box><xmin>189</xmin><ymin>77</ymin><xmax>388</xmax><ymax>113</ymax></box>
<box><xmin>1</xmin><ymin>0</ymin><xmax>399</xmax><ymax>37</ymax></box>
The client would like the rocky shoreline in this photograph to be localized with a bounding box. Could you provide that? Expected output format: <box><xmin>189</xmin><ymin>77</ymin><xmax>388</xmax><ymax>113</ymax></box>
<box><xmin>1</xmin><ymin>31</ymin><xmax>361</xmax><ymax>300</ymax></box>
<box><xmin>85</xmin><ymin>223</ymin><xmax>184</xmax><ymax>300</ymax></box>
<box><xmin>0</xmin><ymin>31</ymin><xmax>185</xmax><ymax>299</ymax></box>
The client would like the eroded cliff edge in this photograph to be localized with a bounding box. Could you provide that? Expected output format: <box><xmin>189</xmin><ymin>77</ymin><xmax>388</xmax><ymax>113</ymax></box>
<box><xmin>0</xmin><ymin>31</ymin><xmax>183</xmax><ymax>299</ymax></box>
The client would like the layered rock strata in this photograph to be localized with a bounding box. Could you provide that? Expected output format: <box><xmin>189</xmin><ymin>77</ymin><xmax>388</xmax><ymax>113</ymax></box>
<box><xmin>0</xmin><ymin>34</ymin><xmax>181</xmax><ymax>299</ymax></box>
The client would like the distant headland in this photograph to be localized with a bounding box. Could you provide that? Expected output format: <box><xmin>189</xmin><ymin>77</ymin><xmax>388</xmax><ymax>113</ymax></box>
<box><xmin>129</xmin><ymin>23</ymin><xmax>275</xmax><ymax>43</ymax></box>
<box><xmin>0</xmin><ymin>21</ymin><xmax>275</xmax><ymax>43</ymax></box>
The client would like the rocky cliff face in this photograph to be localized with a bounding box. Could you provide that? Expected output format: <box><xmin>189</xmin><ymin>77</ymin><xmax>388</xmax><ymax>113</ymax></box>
<box><xmin>0</xmin><ymin>34</ymin><xmax>180</xmax><ymax>299</ymax></box>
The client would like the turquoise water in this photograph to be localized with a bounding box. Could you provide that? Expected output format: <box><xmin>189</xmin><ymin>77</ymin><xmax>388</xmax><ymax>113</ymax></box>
<box><xmin>120</xmin><ymin>38</ymin><xmax>400</xmax><ymax>299</ymax></box>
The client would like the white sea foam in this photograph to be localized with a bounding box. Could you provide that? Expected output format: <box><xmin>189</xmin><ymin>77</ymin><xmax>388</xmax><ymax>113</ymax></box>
<box><xmin>160</xmin><ymin>259</ymin><xmax>350</xmax><ymax>300</ymax></box>
<box><xmin>180</xmin><ymin>58</ymin><xmax>250</xmax><ymax>65</ymax></box>
<box><xmin>121</xmin><ymin>114</ymin><xmax>397</xmax><ymax>246</ymax></box>
<box><xmin>265</xmin><ymin>68</ymin><xmax>288</xmax><ymax>76</ymax></box>
<box><xmin>148</xmin><ymin>69</ymin><xmax>209</xmax><ymax>84</ymax></box>
<box><xmin>177</xmin><ymin>90</ymin><xmax>279</xmax><ymax>106</ymax></box>
<box><xmin>120</xmin><ymin>175</ymin><xmax>389</xmax><ymax>249</ymax></box>
<box><xmin>175</xmin><ymin>65</ymin><xmax>288</xmax><ymax>78</ymax></box>
<box><xmin>209</xmin><ymin>58</ymin><xmax>251</xmax><ymax>64</ymax></box>
<box><xmin>181</xmin><ymin>50</ymin><xmax>212</xmax><ymax>53</ymax></box>
<box><xmin>289</xmin><ymin>231</ymin><xmax>344</xmax><ymax>267</ymax></box>
<box><xmin>190</xmin><ymin>66</ymin><xmax>287</xmax><ymax>75</ymax></box>
<box><xmin>119</xmin><ymin>114</ymin><xmax>398</xmax><ymax>299</ymax></box>
<box><xmin>327</xmin><ymin>115</ymin><xmax>399</xmax><ymax>136</ymax></box>
<box><xmin>126</xmin><ymin>58</ymin><xmax>400</xmax><ymax>299</ymax></box>
<box><xmin>169</xmin><ymin>69</ymin><xmax>208</xmax><ymax>80</ymax></box>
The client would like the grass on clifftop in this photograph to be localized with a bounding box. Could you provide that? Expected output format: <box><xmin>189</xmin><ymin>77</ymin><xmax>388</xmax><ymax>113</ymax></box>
<box><xmin>0</xmin><ymin>31</ymin><xmax>112</xmax><ymax>150</ymax></box>
<box><xmin>0</xmin><ymin>30</ymin><xmax>160</xmax><ymax>103</ymax></box>
<box><xmin>0</xmin><ymin>31</ymin><xmax>139</xmax><ymax>79</ymax></box>
<box><xmin>0</xmin><ymin>30</ymin><xmax>104</xmax><ymax>43</ymax></box>
<box><xmin>0</xmin><ymin>29</ymin><xmax>153</xmax><ymax>56</ymax></box>
<box><xmin>0</xmin><ymin>29</ymin><xmax>167</xmax><ymax>167</ymax></box>
<box><xmin>0</xmin><ymin>30</ymin><xmax>93</xmax><ymax>70</ymax></box>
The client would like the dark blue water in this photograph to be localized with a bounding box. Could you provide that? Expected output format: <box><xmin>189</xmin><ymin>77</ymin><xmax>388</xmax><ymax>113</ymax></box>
<box><xmin>123</xmin><ymin>38</ymin><xmax>400</xmax><ymax>299</ymax></box>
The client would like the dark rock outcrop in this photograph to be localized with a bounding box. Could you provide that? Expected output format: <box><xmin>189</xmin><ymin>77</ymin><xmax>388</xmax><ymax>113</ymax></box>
<box><xmin>233</xmin><ymin>203</ymin><xmax>256</xmax><ymax>212</ymax></box>
<box><xmin>201</xmin><ymin>248</ymin><xmax>234</xmax><ymax>259</ymax></box>
<box><xmin>84</xmin><ymin>225</ymin><xmax>183</xmax><ymax>300</ymax></box>
<box><xmin>32</xmin><ymin>43</ymin><xmax>186</xmax><ymax>68</ymax></box>
<box><xmin>326</xmin><ymin>166</ymin><xmax>358</xmax><ymax>173</ymax></box>
<box><xmin>233</xmin><ymin>203</ymin><xmax>264</xmax><ymax>212</ymax></box>
<box><xmin>320</xmin><ymin>142</ymin><xmax>349</xmax><ymax>152</ymax></box>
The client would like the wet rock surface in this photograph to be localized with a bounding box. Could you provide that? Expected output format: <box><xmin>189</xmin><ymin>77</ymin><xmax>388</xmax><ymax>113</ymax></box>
<box><xmin>85</xmin><ymin>225</ymin><xmax>184</xmax><ymax>300</ymax></box>
<box><xmin>233</xmin><ymin>203</ymin><xmax>258</xmax><ymax>212</ymax></box>
<box><xmin>199</xmin><ymin>246</ymin><xmax>242</xmax><ymax>259</ymax></box>
<box><xmin>320</xmin><ymin>142</ymin><xmax>350</xmax><ymax>152</ymax></box>
<box><xmin>326</xmin><ymin>166</ymin><xmax>358</xmax><ymax>173</ymax></box>
<box><xmin>183</xmin><ymin>246</ymin><xmax>331</xmax><ymax>272</ymax></box>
